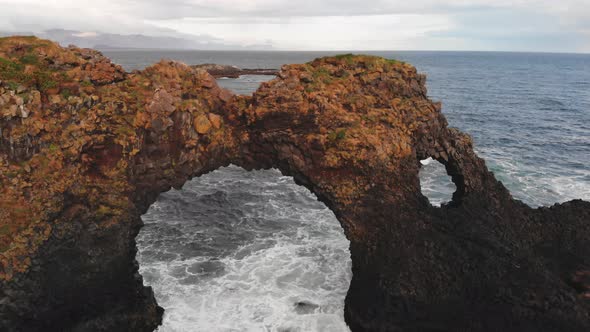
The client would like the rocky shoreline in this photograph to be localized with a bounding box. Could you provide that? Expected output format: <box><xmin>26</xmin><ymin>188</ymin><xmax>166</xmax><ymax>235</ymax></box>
<box><xmin>192</xmin><ymin>63</ymin><xmax>278</xmax><ymax>78</ymax></box>
<box><xmin>0</xmin><ymin>37</ymin><xmax>589</xmax><ymax>331</ymax></box>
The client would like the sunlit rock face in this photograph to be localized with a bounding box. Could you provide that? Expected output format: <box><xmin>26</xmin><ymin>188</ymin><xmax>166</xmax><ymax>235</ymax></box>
<box><xmin>0</xmin><ymin>37</ymin><xmax>589</xmax><ymax>332</ymax></box>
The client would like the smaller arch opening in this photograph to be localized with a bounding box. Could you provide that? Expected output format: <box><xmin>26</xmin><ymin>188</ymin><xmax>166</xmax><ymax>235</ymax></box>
<box><xmin>419</xmin><ymin>157</ymin><xmax>457</xmax><ymax>206</ymax></box>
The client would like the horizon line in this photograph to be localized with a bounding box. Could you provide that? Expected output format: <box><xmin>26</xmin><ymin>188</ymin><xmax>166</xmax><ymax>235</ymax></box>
<box><xmin>2</xmin><ymin>34</ymin><xmax>588</xmax><ymax>56</ymax></box>
<box><xmin>97</xmin><ymin>47</ymin><xmax>590</xmax><ymax>56</ymax></box>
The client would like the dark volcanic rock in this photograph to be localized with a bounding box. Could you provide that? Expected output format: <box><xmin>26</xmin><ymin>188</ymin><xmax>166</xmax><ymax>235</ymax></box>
<box><xmin>0</xmin><ymin>38</ymin><xmax>589</xmax><ymax>332</ymax></box>
<box><xmin>193</xmin><ymin>63</ymin><xmax>278</xmax><ymax>78</ymax></box>
<box><xmin>294</xmin><ymin>301</ymin><xmax>320</xmax><ymax>314</ymax></box>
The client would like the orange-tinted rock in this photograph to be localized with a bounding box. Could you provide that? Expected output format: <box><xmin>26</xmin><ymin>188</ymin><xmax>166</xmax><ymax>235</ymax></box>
<box><xmin>194</xmin><ymin>114</ymin><xmax>212</xmax><ymax>134</ymax></box>
<box><xmin>208</xmin><ymin>113</ymin><xmax>222</xmax><ymax>129</ymax></box>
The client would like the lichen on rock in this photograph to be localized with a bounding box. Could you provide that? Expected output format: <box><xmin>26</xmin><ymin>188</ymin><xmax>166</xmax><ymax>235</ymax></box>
<box><xmin>0</xmin><ymin>37</ymin><xmax>589</xmax><ymax>332</ymax></box>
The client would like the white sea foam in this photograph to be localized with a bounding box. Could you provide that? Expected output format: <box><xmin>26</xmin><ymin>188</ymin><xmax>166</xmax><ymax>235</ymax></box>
<box><xmin>419</xmin><ymin>159</ymin><xmax>455</xmax><ymax>206</ymax></box>
<box><xmin>419</xmin><ymin>157</ymin><xmax>433</xmax><ymax>166</ymax></box>
<box><xmin>138</xmin><ymin>167</ymin><xmax>352</xmax><ymax>332</ymax></box>
<box><xmin>481</xmin><ymin>149</ymin><xmax>590</xmax><ymax>206</ymax></box>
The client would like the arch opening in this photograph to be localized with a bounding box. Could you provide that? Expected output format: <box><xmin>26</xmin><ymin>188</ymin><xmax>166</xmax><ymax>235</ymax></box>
<box><xmin>137</xmin><ymin>165</ymin><xmax>352</xmax><ymax>331</ymax></box>
<box><xmin>419</xmin><ymin>157</ymin><xmax>457</xmax><ymax>206</ymax></box>
<box><xmin>216</xmin><ymin>74</ymin><xmax>276</xmax><ymax>96</ymax></box>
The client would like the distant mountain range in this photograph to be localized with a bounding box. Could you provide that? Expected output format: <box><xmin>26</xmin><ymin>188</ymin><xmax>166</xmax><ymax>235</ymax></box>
<box><xmin>0</xmin><ymin>29</ymin><xmax>274</xmax><ymax>50</ymax></box>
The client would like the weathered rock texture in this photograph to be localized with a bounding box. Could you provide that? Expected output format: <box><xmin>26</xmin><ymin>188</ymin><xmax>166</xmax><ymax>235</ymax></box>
<box><xmin>0</xmin><ymin>38</ymin><xmax>588</xmax><ymax>331</ymax></box>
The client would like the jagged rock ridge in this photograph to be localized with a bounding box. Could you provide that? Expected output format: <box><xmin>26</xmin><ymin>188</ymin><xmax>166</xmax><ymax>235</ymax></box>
<box><xmin>0</xmin><ymin>37</ymin><xmax>589</xmax><ymax>331</ymax></box>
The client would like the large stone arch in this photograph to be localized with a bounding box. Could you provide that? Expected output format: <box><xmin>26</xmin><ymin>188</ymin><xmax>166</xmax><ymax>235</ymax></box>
<box><xmin>0</xmin><ymin>38</ymin><xmax>589</xmax><ymax>331</ymax></box>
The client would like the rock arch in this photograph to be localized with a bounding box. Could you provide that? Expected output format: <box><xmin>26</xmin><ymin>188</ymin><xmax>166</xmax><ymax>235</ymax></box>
<box><xmin>0</xmin><ymin>38</ymin><xmax>589</xmax><ymax>331</ymax></box>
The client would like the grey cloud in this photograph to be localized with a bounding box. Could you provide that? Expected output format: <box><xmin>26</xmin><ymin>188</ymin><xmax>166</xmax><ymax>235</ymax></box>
<box><xmin>0</xmin><ymin>0</ymin><xmax>588</xmax><ymax>52</ymax></box>
<box><xmin>0</xmin><ymin>29</ymin><xmax>274</xmax><ymax>50</ymax></box>
<box><xmin>119</xmin><ymin>0</ymin><xmax>460</xmax><ymax>19</ymax></box>
<box><xmin>116</xmin><ymin>0</ymin><xmax>579</xmax><ymax>20</ymax></box>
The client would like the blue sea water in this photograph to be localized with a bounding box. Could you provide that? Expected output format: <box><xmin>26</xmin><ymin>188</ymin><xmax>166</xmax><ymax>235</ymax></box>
<box><xmin>103</xmin><ymin>50</ymin><xmax>590</xmax><ymax>331</ymax></box>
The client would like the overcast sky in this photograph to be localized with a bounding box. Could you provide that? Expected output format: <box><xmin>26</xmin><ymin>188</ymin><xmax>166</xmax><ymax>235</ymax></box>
<box><xmin>0</xmin><ymin>0</ymin><xmax>588</xmax><ymax>52</ymax></box>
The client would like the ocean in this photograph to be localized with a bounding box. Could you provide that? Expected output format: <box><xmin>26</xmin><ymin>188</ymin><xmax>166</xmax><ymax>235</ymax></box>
<box><xmin>102</xmin><ymin>50</ymin><xmax>590</xmax><ymax>332</ymax></box>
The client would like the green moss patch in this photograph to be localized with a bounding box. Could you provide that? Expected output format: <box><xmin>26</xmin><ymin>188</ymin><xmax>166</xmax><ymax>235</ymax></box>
<box><xmin>328</xmin><ymin>129</ymin><xmax>347</xmax><ymax>142</ymax></box>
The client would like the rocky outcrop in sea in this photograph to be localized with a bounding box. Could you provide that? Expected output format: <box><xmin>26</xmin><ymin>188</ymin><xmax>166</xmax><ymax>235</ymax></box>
<box><xmin>0</xmin><ymin>37</ymin><xmax>589</xmax><ymax>331</ymax></box>
<box><xmin>192</xmin><ymin>63</ymin><xmax>278</xmax><ymax>78</ymax></box>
